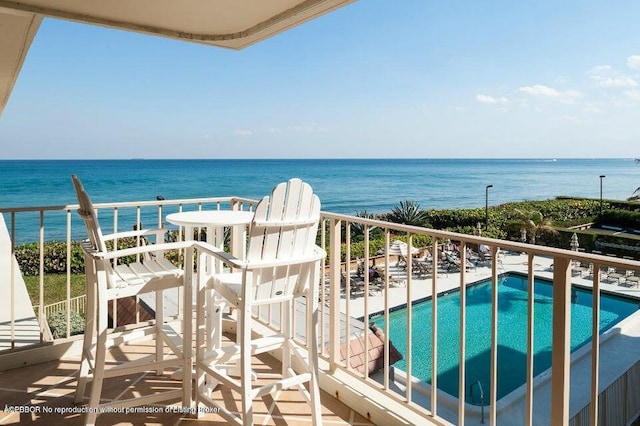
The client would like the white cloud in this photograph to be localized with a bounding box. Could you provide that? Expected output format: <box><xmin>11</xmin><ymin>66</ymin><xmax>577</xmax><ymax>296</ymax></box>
<box><xmin>588</xmin><ymin>63</ymin><xmax>638</xmax><ymax>88</ymax></box>
<box><xmin>517</xmin><ymin>84</ymin><xmax>582</xmax><ymax>103</ymax></box>
<box><xmin>582</xmin><ymin>104</ymin><xmax>601</xmax><ymax>114</ymax></box>
<box><xmin>287</xmin><ymin>122</ymin><xmax>327</xmax><ymax>133</ymax></box>
<box><xmin>234</xmin><ymin>129</ymin><xmax>253</xmax><ymax>137</ymax></box>
<box><xmin>475</xmin><ymin>94</ymin><xmax>510</xmax><ymax>104</ymax></box>
<box><xmin>597</xmin><ymin>76</ymin><xmax>638</xmax><ymax>88</ymax></box>
<box><xmin>518</xmin><ymin>84</ymin><xmax>559</xmax><ymax>97</ymax></box>
<box><xmin>627</xmin><ymin>55</ymin><xmax>640</xmax><ymax>70</ymax></box>
<box><xmin>588</xmin><ymin>65</ymin><xmax>613</xmax><ymax>76</ymax></box>
<box><xmin>625</xmin><ymin>89</ymin><xmax>640</xmax><ymax>100</ymax></box>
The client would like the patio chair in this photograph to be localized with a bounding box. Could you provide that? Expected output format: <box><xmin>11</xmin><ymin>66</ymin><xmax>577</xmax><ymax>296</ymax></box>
<box><xmin>572</xmin><ymin>261</ymin><xmax>592</xmax><ymax>278</ymax></box>
<box><xmin>195</xmin><ymin>178</ymin><xmax>325</xmax><ymax>425</ymax></box>
<box><xmin>625</xmin><ymin>271</ymin><xmax>640</xmax><ymax>288</ymax></box>
<box><xmin>70</xmin><ymin>175</ymin><xmax>192</xmax><ymax>426</ymax></box>
<box><xmin>606</xmin><ymin>267</ymin><xmax>626</xmax><ymax>285</ymax></box>
<box><xmin>413</xmin><ymin>260</ymin><xmax>432</xmax><ymax>278</ymax></box>
<box><xmin>445</xmin><ymin>254</ymin><xmax>462</xmax><ymax>272</ymax></box>
<box><xmin>342</xmin><ymin>272</ymin><xmax>364</xmax><ymax>297</ymax></box>
<box><xmin>373</xmin><ymin>266</ymin><xmax>405</xmax><ymax>287</ymax></box>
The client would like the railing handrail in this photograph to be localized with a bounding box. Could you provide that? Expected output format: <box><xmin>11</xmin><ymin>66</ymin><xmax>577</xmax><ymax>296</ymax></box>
<box><xmin>0</xmin><ymin>196</ymin><xmax>258</xmax><ymax>215</ymax></box>
<box><xmin>319</xmin><ymin>211</ymin><xmax>640</xmax><ymax>272</ymax></box>
<box><xmin>2</xmin><ymin>201</ymin><xmax>638</xmax><ymax>271</ymax></box>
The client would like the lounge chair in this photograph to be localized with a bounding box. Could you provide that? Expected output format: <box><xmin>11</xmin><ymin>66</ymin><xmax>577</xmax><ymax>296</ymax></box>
<box><xmin>624</xmin><ymin>272</ymin><xmax>640</xmax><ymax>288</ymax></box>
<box><xmin>413</xmin><ymin>260</ymin><xmax>432</xmax><ymax>278</ymax></box>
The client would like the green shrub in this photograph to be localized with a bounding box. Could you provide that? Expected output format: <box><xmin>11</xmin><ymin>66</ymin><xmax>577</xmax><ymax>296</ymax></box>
<box><xmin>425</xmin><ymin>208</ymin><xmax>485</xmax><ymax>229</ymax></box>
<box><xmin>47</xmin><ymin>310</ymin><xmax>85</xmax><ymax>338</ymax></box>
<box><xmin>15</xmin><ymin>239</ymin><xmax>183</xmax><ymax>276</ymax></box>
<box><xmin>596</xmin><ymin>210</ymin><xmax>640</xmax><ymax>229</ymax></box>
<box><xmin>496</xmin><ymin>199</ymin><xmax>602</xmax><ymax>226</ymax></box>
<box><xmin>15</xmin><ymin>241</ymin><xmax>85</xmax><ymax>276</ymax></box>
<box><xmin>342</xmin><ymin>238</ymin><xmax>387</xmax><ymax>261</ymax></box>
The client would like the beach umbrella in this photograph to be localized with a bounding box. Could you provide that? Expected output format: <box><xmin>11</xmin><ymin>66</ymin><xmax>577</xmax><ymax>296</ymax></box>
<box><xmin>570</xmin><ymin>233</ymin><xmax>579</xmax><ymax>252</ymax></box>
<box><xmin>387</xmin><ymin>240</ymin><xmax>419</xmax><ymax>255</ymax></box>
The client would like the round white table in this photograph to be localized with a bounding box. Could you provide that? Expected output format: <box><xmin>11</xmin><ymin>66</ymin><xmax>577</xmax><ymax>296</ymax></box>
<box><xmin>166</xmin><ymin>210</ymin><xmax>255</xmax><ymax>229</ymax></box>
<box><xmin>166</xmin><ymin>210</ymin><xmax>255</xmax><ymax>258</ymax></box>
<box><xmin>166</xmin><ymin>209</ymin><xmax>255</xmax><ymax>373</ymax></box>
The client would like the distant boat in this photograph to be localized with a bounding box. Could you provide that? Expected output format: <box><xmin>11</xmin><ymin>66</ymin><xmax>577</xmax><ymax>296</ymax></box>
<box><xmin>635</xmin><ymin>158</ymin><xmax>640</xmax><ymax>163</ymax></box>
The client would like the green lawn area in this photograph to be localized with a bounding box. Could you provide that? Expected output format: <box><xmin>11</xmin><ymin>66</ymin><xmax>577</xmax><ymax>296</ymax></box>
<box><xmin>23</xmin><ymin>274</ymin><xmax>86</xmax><ymax>307</ymax></box>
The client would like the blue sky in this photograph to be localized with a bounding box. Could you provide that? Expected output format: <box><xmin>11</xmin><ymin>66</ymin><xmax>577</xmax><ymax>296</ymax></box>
<box><xmin>2</xmin><ymin>0</ymin><xmax>640</xmax><ymax>159</ymax></box>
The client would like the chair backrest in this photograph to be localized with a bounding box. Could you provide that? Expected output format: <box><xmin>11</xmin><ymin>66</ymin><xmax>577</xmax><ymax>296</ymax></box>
<box><xmin>245</xmin><ymin>178</ymin><xmax>321</xmax><ymax>304</ymax></box>
<box><xmin>71</xmin><ymin>174</ymin><xmax>107</xmax><ymax>253</ymax></box>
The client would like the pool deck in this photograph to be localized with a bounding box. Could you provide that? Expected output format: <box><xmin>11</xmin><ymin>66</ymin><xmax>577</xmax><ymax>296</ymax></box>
<box><xmin>341</xmin><ymin>252</ymin><xmax>640</xmax><ymax>425</ymax></box>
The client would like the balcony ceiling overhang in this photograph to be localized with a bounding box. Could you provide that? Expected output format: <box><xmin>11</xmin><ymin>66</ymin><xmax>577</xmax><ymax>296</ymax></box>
<box><xmin>0</xmin><ymin>0</ymin><xmax>355</xmax><ymax>116</ymax></box>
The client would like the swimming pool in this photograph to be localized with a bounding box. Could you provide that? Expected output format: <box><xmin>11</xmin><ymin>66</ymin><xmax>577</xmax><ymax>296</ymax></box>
<box><xmin>370</xmin><ymin>273</ymin><xmax>640</xmax><ymax>404</ymax></box>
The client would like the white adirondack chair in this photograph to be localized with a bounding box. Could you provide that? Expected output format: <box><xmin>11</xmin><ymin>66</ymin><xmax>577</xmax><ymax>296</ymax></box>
<box><xmin>71</xmin><ymin>174</ymin><xmax>193</xmax><ymax>426</ymax></box>
<box><xmin>195</xmin><ymin>178</ymin><xmax>325</xmax><ymax>425</ymax></box>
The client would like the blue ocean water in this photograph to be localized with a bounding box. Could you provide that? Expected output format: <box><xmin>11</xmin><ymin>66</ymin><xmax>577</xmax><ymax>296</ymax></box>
<box><xmin>0</xmin><ymin>158</ymin><xmax>638</xmax><ymax>241</ymax></box>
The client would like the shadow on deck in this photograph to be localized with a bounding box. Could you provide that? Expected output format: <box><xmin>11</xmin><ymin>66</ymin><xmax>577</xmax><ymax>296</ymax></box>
<box><xmin>0</xmin><ymin>335</ymin><xmax>375</xmax><ymax>425</ymax></box>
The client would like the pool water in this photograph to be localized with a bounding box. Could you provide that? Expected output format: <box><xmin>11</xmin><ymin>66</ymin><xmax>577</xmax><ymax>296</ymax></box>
<box><xmin>371</xmin><ymin>273</ymin><xmax>640</xmax><ymax>404</ymax></box>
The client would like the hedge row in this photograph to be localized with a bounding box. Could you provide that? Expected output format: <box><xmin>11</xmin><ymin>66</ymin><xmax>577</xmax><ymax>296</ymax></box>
<box><xmin>596</xmin><ymin>209</ymin><xmax>640</xmax><ymax>230</ymax></box>
<box><xmin>15</xmin><ymin>241</ymin><xmax>86</xmax><ymax>276</ymax></box>
<box><xmin>16</xmin><ymin>238</ymin><xmax>183</xmax><ymax>276</ymax></box>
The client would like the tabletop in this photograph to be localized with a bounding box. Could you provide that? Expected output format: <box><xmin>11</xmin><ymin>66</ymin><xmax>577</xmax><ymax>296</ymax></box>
<box><xmin>166</xmin><ymin>210</ymin><xmax>254</xmax><ymax>227</ymax></box>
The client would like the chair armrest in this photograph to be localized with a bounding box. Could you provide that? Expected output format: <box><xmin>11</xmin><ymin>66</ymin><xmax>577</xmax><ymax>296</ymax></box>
<box><xmin>81</xmin><ymin>240</ymin><xmax>194</xmax><ymax>261</ymax></box>
<box><xmin>101</xmin><ymin>228</ymin><xmax>167</xmax><ymax>242</ymax></box>
<box><xmin>194</xmin><ymin>242</ymin><xmax>326</xmax><ymax>270</ymax></box>
<box><xmin>194</xmin><ymin>241</ymin><xmax>244</xmax><ymax>268</ymax></box>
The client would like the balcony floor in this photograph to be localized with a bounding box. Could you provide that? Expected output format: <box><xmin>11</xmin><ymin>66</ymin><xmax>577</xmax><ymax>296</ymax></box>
<box><xmin>0</xmin><ymin>337</ymin><xmax>374</xmax><ymax>425</ymax></box>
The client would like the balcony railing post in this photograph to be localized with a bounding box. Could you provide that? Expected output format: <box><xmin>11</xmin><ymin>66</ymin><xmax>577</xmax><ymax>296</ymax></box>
<box><xmin>11</xmin><ymin>212</ymin><xmax>16</xmax><ymax>348</ymax></box>
<box><xmin>590</xmin><ymin>262</ymin><xmax>601</xmax><ymax>426</ymax></box>
<box><xmin>329</xmin><ymin>218</ymin><xmax>342</xmax><ymax>372</ymax></box>
<box><xmin>551</xmin><ymin>256</ymin><xmax>572</xmax><ymax>426</ymax></box>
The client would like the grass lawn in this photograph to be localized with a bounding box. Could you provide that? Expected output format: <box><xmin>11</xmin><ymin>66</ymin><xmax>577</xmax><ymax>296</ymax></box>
<box><xmin>23</xmin><ymin>274</ymin><xmax>86</xmax><ymax>307</ymax></box>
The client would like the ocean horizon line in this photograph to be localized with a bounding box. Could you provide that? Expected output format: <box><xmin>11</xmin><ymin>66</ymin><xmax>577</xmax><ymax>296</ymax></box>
<box><xmin>1</xmin><ymin>157</ymin><xmax>637</xmax><ymax>243</ymax></box>
<box><xmin>0</xmin><ymin>157</ymin><xmax>636</xmax><ymax>162</ymax></box>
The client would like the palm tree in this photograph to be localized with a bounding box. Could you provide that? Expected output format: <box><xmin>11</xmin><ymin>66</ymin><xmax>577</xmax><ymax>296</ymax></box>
<box><xmin>350</xmin><ymin>210</ymin><xmax>378</xmax><ymax>239</ymax></box>
<box><xmin>389</xmin><ymin>200</ymin><xmax>428</xmax><ymax>227</ymax></box>
<box><xmin>509</xmin><ymin>209</ymin><xmax>557</xmax><ymax>244</ymax></box>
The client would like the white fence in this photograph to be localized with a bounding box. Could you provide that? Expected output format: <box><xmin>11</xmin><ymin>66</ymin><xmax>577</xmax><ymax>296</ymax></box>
<box><xmin>34</xmin><ymin>294</ymin><xmax>87</xmax><ymax>319</ymax></box>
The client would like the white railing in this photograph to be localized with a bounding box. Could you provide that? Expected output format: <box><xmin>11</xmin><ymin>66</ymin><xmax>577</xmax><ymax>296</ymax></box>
<box><xmin>2</xmin><ymin>199</ymin><xmax>640</xmax><ymax>425</ymax></box>
<box><xmin>316</xmin><ymin>212</ymin><xmax>640</xmax><ymax>426</ymax></box>
<box><xmin>0</xmin><ymin>196</ymin><xmax>257</xmax><ymax>343</ymax></box>
<box><xmin>34</xmin><ymin>294</ymin><xmax>87</xmax><ymax>318</ymax></box>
